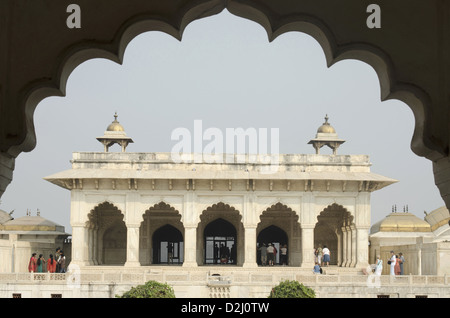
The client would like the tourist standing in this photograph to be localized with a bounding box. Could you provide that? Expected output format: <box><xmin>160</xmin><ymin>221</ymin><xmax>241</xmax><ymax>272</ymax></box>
<box><xmin>28</xmin><ymin>253</ymin><xmax>37</xmax><ymax>272</ymax></box>
<box><xmin>267</xmin><ymin>243</ymin><xmax>275</xmax><ymax>266</ymax></box>
<box><xmin>47</xmin><ymin>254</ymin><xmax>57</xmax><ymax>273</ymax></box>
<box><xmin>168</xmin><ymin>243</ymin><xmax>173</xmax><ymax>264</ymax></box>
<box><xmin>55</xmin><ymin>247</ymin><xmax>61</xmax><ymax>273</ymax></box>
<box><xmin>273</xmin><ymin>243</ymin><xmax>277</xmax><ymax>265</ymax></box>
<box><xmin>394</xmin><ymin>255</ymin><xmax>401</xmax><ymax>275</ymax></box>
<box><xmin>322</xmin><ymin>245</ymin><xmax>330</xmax><ymax>266</ymax></box>
<box><xmin>316</xmin><ymin>245</ymin><xmax>323</xmax><ymax>265</ymax></box>
<box><xmin>260</xmin><ymin>243</ymin><xmax>267</xmax><ymax>266</ymax></box>
<box><xmin>280</xmin><ymin>244</ymin><xmax>288</xmax><ymax>265</ymax></box>
<box><xmin>59</xmin><ymin>251</ymin><xmax>66</xmax><ymax>273</ymax></box>
<box><xmin>374</xmin><ymin>255</ymin><xmax>383</xmax><ymax>276</ymax></box>
<box><xmin>399</xmin><ymin>253</ymin><xmax>405</xmax><ymax>275</ymax></box>
<box><xmin>389</xmin><ymin>251</ymin><xmax>396</xmax><ymax>276</ymax></box>
<box><xmin>37</xmin><ymin>254</ymin><xmax>46</xmax><ymax>272</ymax></box>
<box><xmin>231</xmin><ymin>244</ymin><xmax>236</xmax><ymax>264</ymax></box>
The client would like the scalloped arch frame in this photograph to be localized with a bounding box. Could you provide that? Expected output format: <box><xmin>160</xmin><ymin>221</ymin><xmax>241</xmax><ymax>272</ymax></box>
<box><xmin>15</xmin><ymin>1</ymin><xmax>435</xmax><ymax>161</ymax></box>
<box><xmin>3</xmin><ymin>0</ymin><xmax>446</xmax><ymax>204</ymax></box>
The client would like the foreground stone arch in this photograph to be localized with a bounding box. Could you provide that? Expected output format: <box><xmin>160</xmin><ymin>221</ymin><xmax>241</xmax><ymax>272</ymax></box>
<box><xmin>1</xmin><ymin>1</ymin><xmax>450</xmax><ymax>209</ymax></box>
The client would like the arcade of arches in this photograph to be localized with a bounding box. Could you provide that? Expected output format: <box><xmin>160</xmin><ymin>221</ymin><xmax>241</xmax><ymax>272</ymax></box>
<box><xmin>82</xmin><ymin>200</ymin><xmax>357</xmax><ymax>268</ymax></box>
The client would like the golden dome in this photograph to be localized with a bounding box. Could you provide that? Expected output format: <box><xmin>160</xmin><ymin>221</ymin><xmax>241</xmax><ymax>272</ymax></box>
<box><xmin>370</xmin><ymin>212</ymin><xmax>431</xmax><ymax>233</ymax></box>
<box><xmin>106</xmin><ymin>113</ymin><xmax>125</xmax><ymax>132</ymax></box>
<box><xmin>317</xmin><ymin>114</ymin><xmax>336</xmax><ymax>134</ymax></box>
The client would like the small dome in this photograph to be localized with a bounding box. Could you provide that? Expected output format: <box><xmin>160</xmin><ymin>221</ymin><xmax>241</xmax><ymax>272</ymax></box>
<box><xmin>106</xmin><ymin>113</ymin><xmax>125</xmax><ymax>132</ymax></box>
<box><xmin>317</xmin><ymin>114</ymin><xmax>336</xmax><ymax>134</ymax></box>
<box><xmin>0</xmin><ymin>214</ymin><xmax>66</xmax><ymax>233</ymax></box>
<box><xmin>370</xmin><ymin>212</ymin><xmax>431</xmax><ymax>234</ymax></box>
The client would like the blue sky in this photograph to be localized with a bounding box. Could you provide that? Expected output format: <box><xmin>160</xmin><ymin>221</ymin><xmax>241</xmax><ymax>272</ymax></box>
<box><xmin>0</xmin><ymin>10</ymin><xmax>444</xmax><ymax>233</ymax></box>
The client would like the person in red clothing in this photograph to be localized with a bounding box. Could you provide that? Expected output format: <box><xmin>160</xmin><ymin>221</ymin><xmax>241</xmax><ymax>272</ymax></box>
<box><xmin>47</xmin><ymin>254</ymin><xmax>57</xmax><ymax>273</ymax></box>
<box><xmin>28</xmin><ymin>253</ymin><xmax>37</xmax><ymax>272</ymax></box>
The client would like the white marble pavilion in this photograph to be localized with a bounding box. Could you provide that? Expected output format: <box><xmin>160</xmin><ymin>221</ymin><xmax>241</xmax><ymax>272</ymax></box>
<box><xmin>44</xmin><ymin>115</ymin><xmax>396</xmax><ymax>270</ymax></box>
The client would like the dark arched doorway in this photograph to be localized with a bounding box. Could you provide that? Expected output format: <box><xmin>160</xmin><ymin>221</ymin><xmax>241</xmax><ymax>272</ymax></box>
<box><xmin>152</xmin><ymin>224</ymin><xmax>184</xmax><ymax>265</ymax></box>
<box><xmin>204</xmin><ymin>218</ymin><xmax>237</xmax><ymax>265</ymax></box>
<box><xmin>257</xmin><ymin>225</ymin><xmax>288</xmax><ymax>265</ymax></box>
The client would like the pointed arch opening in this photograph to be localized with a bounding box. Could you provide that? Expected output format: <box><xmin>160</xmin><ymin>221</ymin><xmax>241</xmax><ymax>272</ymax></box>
<box><xmin>198</xmin><ymin>202</ymin><xmax>243</xmax><ymax>265</ymax></box>
<box><xmin>139</xmin><ymin>201</ymin><xmax>183</xmax><ymax>265</ymax></box>
<box><xmin>86</xmin><ymin>201</ymin><xmax>126</xmax><ymax>265</ymax></box>
<box><xmin>314</xmin><ymin>203</ymin><xmax>354</xmax><ymax>267</ymax></box>
<box><xmin>257</xmin><ymin>202</ymin><xmax>300</xmax><ymax>266</ymax></box>
<box><xmin>152</xmin><ymin>224</ymin><xmax>184</xmax><ymax>265</ymax></box>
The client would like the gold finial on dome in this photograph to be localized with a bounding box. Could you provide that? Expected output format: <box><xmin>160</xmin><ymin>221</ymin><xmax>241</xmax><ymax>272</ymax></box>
<box><xmin>317</xmin><ymin>114</ymin><xmax>336</xmax><ymax>134</ymax></box>
<box><xmin>106</xmin><ymin>112</ymin><xmax>125</xmax><ymax>132</ymax></box>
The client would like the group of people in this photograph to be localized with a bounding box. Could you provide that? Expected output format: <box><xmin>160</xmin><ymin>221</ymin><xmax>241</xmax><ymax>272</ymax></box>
<box><xmin>258</xmin><ymin>243</ymin><xmax>288</xmax><ymax>266</ymax></box>
<box><xmin>214</xmin><ymin>243</ymin><xmax>236</xmax><ymax>264</ymax></box>
<box><xmin>387</xmin><ymin>251</ymin><xmax>405</xmax><ymax>276</ymax></box>
<box><xmin>372</xmin><ymin>251</ymin><xmax>405</xmax><ymax>276</ymax></box>
<box><xmin>27</xmin><ymin>247</ymin><xmax>66</xmax><ymax>273</ymax></box>
<box><xmin>314</xmin><ymin>245</ymin><xmax>330</xmax><ymax>266</ymax></box>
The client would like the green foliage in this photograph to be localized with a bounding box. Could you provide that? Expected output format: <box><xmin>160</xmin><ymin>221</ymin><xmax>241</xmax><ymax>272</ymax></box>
<box><xmin>117</xmin><ymin>280</ymin><xmax>176</xmax><ymax>298</ymax></box>
<box><xmin>268</xmin><ymin>280</ymin><xmax>316</xmax><ymax>298</ymax></box>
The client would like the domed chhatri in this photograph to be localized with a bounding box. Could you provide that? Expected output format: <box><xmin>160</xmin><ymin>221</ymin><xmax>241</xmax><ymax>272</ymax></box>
<box><xmin>106</xmin><ymin>113</ymin><xmax>125</xmax><ymax>132</ymax></box>
<box><xmin>316</xmin><ymin>115</ymin><xmax>336</xmax><ymax>134</ymax></box>
<box><xmin>308</xmin><ymin>115</ymin><xmax>345</xmax><ymax>155</ymax></box>
<box><xmin>96</xmin><ymin>113</ymin><xmax>134</xmax><ymax>152</ymax></box>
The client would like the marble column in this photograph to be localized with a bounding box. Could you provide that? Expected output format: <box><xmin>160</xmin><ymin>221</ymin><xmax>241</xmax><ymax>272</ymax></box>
<box><xmin>124</xmin><ymin>224</ymin><xmax>141</xmax><ymax>267</ymax></box>
<box><xmin>336</xmin><ymin>229</ymin><xmax>342</xmax><ymax>266</ymax></box>
<box><xmin>183</xmin><ymin>225</ymin><xmax>198</xmax><ymax>267</ymax></box>
<box><xmin>92</xmin><ymin>226</ymin><xmax>98</xmax><ymax>265</ymax></box>
<box><xmin>345</xmin><ymin>225</ymin><xmax>352</xmax><ymax>267</ymax></box>
<box><xmin>88</xmin><ymin>225</ymin><xmax>94</xmax><ymax>265</ymax></box>
<box><xmin>243</xmin><ymin>226</ymin><xmax>257</xmax><ymax>268</ymax></box>
<box><xmin>350</xmin><ymin>224</ymin><xmax>357</xmax><ymax>267</ymax></box>
<box><xmin>300</xmin><ymin>224</ymin><xmax>315</xmax><ymax>268</ymax></box>
<box><xmin>355</xmin><ymin>227</ymin><xmax>369</xmax><ymax>268</ymax></box>
<box><xmin>70</xmin><ymin>225</ymin><xmax>90</xmax><ymax>266</ymax></box>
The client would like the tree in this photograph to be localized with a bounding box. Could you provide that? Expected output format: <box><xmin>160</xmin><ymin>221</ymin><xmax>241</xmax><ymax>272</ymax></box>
<box><xmin>117</xmin><ymin>280</ymin><xmax>176</xmax><ymax>298</ymax></box>
<box><xmin>268</xmin><ymin>280</ymin><xmax>316</xmax><ymax>298</ymax></box>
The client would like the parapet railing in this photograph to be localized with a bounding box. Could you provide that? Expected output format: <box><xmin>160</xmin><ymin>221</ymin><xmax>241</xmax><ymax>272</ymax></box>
<box><xmin>0</xmin><ymin>271</ymin><xmax>449</xmax><ymax>287</ymax></box>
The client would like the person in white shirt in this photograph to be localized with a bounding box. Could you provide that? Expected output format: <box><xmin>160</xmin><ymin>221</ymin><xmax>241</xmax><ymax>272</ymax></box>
<box><xmin>389</xmin><ymin>251</ymin><xmax>396</xmax><ymax>276</ymax></box>
<box><xmin>374</xmin><ymin>255</ymin><xmax>383</xmax><ymax>276</ymax></box>
<box><xmin>322</xmin><ymin>246</ymin><xmax>330</xmax><ymax>266</ymax></box>
<box><xmin>267</xmin><ymin>243</ymin><xmax>275</xmax><ymax>266</ymax></box>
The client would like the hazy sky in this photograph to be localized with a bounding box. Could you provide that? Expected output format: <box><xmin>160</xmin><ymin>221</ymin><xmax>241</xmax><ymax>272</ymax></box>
<box><xmin>0</xmin><ymin>10</ymin><xmax>445</xmax><ymax>233</ymax></box>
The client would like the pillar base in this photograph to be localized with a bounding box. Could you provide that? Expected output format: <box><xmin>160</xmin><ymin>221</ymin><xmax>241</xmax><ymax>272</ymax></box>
<box><xmin>124</xmin><ymin>261</ymin><xmax>141</xmax><ymax>267</ymax></box>
<box><xmin>242</xmin><ymin>262</ymin><xmax>258</xmax><ymax>268</ymax></box>
<box><xmin>182</xmin><ymin>262</ymin><xmax>198</xmax><ymax>267</ymax></box>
